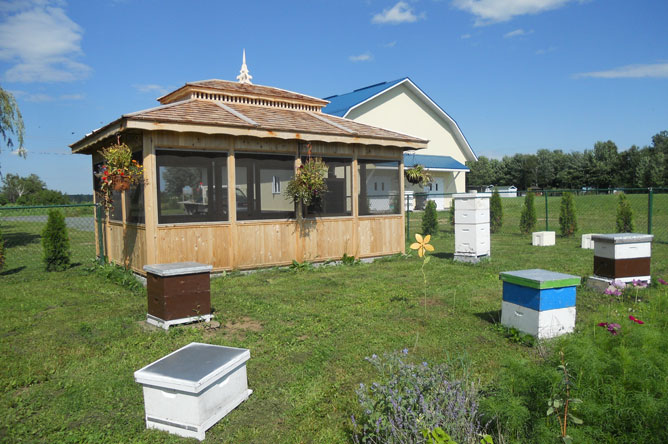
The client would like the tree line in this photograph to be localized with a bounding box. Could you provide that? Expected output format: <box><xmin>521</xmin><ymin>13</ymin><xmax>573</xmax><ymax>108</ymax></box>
<box><xmin>466</xmin><ymin>130</ymin><xmax>668</xmax><ymax>190</ymax></box>
<box><xmin>0</xmin><ymin>173</ymin><xmax>91</xmax><ymax>206</ymax></box>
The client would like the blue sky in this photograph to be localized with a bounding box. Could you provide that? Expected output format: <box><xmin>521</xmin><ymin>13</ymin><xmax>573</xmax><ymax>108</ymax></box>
<box><xmin>1</xmin><ymin>0</ymin><xmax>667</xmax><ymax>194</ymax></box>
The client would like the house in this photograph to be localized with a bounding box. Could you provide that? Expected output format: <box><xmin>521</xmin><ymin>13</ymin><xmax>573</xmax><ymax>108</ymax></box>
<box><xmin>484</xmin><ymin>185</ymin><xmax>518</xmax><ymax>198</ymax></box>
<box><xmin>322</xmin><ymin>78</ymin><xmax>476</xmax><ymax>210</ymax></box>
<box><xmin>70</xmin><ymin>60</ymin><xmax>427</xmax><ymax>274</ymax></box>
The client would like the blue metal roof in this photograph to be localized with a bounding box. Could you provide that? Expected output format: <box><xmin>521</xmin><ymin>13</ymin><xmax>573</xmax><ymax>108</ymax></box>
<box><xmin>404</xmin><ymin>154</ymin><xmax>469</xmax><ymax>171</ymax></box>
<box><xmin>321</xmin><ymin>78</ymin><xmax>407</xmax><ymax>117</ymax></box>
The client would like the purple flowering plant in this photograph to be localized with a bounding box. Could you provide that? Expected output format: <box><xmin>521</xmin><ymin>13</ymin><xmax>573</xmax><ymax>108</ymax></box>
<box><xmin>352</xmin><ymin>350</ymin><xmax>486</xmax><ymax>444</ymax></box>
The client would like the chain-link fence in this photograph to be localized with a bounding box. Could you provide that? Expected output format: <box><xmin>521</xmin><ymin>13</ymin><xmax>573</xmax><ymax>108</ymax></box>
<box><xmin>405</xmin><ymin>188</ymin><xmax>668</xmax><ymax>244</ymax></box>
<box><xmin>0</xmin><ymin>204</ymin><xmax>102</xmax><ymax>274</ymax></box>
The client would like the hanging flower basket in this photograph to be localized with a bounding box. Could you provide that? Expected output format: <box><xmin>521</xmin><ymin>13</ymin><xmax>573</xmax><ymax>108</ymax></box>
<box><xmin>405</xmin><ymin>164</ymin><xmax>433</xmax><ymax>187</ymax></box>
<box><xmin>97</xmin><ymin>142</ymin><xmax>145</xmax><ymax>210</ymax></box>
<box><xmin>111</xmin><ymin>174</ymin><xmax>132</xmax><ymax>191</ymax></box>
<box><xmin>285</xmin><ymin>157</ymin><xmax>328</xmax><ymax>208</ymax></box>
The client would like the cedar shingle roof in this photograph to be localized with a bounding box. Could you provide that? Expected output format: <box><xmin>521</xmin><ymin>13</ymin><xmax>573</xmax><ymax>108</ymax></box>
<box><xmin>125</xmin><ymin>98</ymin><xmax>425</xmax><ymax>144</ymax></box>
<box><xmin>71</xmin><ymin>79</ymin><xmax>428</xmax><ymax>152</ymax></box>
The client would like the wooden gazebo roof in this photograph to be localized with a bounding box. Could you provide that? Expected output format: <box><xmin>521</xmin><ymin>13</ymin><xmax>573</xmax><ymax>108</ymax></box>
<box><xmin>71</xmin><ymin>79</ymin><xmax>428</xmax><ymax>154</ymax></box>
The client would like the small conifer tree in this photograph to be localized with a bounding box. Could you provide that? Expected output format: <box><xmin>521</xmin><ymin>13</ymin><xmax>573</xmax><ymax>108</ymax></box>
<box><xmin>490</xmin><ymin>190</ymin><xmax>503</xmax><ymax>233</ymax></box>
<box><xmin>42</xmin><ymin>209</ymin><xmax>71</xmax><ymax>271</ymax></box>
<box><xmin>422</xmin><ymin>200</ymin><xmax>438</xmax><ymax>236</ymax></box>
<box><xmin>449</xmin><ymin>201</ymin><xmax>455</xmax><ymax>227</ymax></box>
<box><xmin>616</xmin><ymin>192</ymin><xmax>634</xmax><ymax>232</ymax></box>
<box><xmin>0</xmin><ymin>228</ymin><xmax>5</xmax><ymax>271</ymax></box>
<box><xmin>558</xmin><ymin>192</ymin><xmax>578</xmax><ymax>236</ymax></box>
<box><xmin>519</xmin><ymin>192</ymin><xmax>537</xmax><ymax>234</ymax></box>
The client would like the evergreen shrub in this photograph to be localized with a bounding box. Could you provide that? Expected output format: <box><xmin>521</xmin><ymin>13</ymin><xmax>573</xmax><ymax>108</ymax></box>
<box><xmin>616</xmin><ymin>192</ymin><xmax>635</xmax><ymax>232</ymax></box>
<box><xmin>0</xmin><ymin>228</ymin><xmax>5</xmax><ymax>271</ymax></box>
<box><xmin>42</xmin><ymin>209</ymin><xmax>71</xmax><ymax>271</ymax></box>
<box><xmin>490</xmin><ymin>190</ymin><xmax>503</xmax><ymax>233</ymax></box>
<box><xmin>558</xmin><ymin>192</ymin><xmax>578</xmax><ymax>236</ymax></box>
<box><xmin>519</xmin><ymin>192</ymin><xmax>537</xmax><ymax>234</ymax></box>
<box><xmin>422</xmin><ymin>200</ymin><xmax>438</xmax><ymax>236</ymax></box>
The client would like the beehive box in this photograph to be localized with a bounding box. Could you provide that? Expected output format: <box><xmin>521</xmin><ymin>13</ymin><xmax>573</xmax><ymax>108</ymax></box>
<box><xmin>134</xmin><ymin>343</ymin><xmax>252</xmax><ymax>441</ymax></box>
<box><xmin>453</xmin><ymin>193</ymin><xmax>490</xmax><ymax>262</ymax></box>
<box><xmin>143</xmin><ymin>262</ymin><xmax>213</xmax><ymax>329</ymax></box>
<box><xmin>591</xmin><ymin>233</ymin><xmax>652</xmax><ymax>283</ymax></box>
<box><xmin>500</xmin><ymin>269</ymin><xmax>580</xmax><ymax>339</ymax></box>
<box><xmin>532</xmin><ymin>231</ymin><xmax>555</xmax><ymax>246</ymax></box>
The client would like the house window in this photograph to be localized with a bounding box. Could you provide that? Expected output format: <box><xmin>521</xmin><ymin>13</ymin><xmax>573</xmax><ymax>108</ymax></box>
<box><xmin>235</xmin><ymin>153</ymin><xmax>295</xmax><ymax>220</ymax></box>
<box><xmin>156</xmin><ymin>150</ymin><xmax>228</xmax><ymax>224</ymax></box>
<box><xmin>272</xmin><ymin>175</ymin><xmax>281</xmax><ymax>194</ymax></box>
<box><xmin>358</xmin><ymin>159</ymin><xmax>401</xmax><ymax>215</ymax></box>
<box><xmin>302</xmin><ymin>156</ymin><xmax>352</xmax><ymax>217</ymax></box>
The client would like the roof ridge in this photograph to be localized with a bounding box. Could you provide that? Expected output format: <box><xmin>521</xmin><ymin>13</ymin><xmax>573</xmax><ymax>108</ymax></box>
<box><xmin>214</xmin><ymin>101</ymin><xmax>259</xmax><ymax>126</ymax></box>
<box><xmin>123</xmin><ymin>98</ymin><xmax>197</xmax><ymax>117</ymax></box>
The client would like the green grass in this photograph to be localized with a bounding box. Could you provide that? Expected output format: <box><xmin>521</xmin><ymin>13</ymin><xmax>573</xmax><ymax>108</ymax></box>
<box><xmin>2</xmin><ymin>197</ymin><xmax>668</xmax><ymax>443</ymax></box>
<box><xmin>1</xmin><ymin>229</ymin><xmax>667</xmax><ymax>443</ymax></box>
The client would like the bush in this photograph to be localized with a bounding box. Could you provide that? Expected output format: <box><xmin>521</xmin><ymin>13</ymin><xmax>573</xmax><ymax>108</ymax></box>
<box><xmin>558</xmin><ymin>192</ymin><xmax>577</xmax><ymax>236</ymax></box>
<box><xmin>490</xmin><ymin>190</ymin><xmax>503</xmax><ymax>233</ymax></box>
<box><xmin>422</xmin><ymin>200</ymin><xmax>439</xmax><ymax>236</ymax></box>
<box><xmin>352</xmin><ymin>350</ymin><xmax>486</xmax><ymax>444</ymax></box>
<box><xmin>0</xmin><ymin>227</ymin><xmax>5</xmax><ymax>271</ymax></box>
<box><xmin>519</xmin><ymin>192</ymin><xmax>537</xmax><ymax>234</ymax></box>
<box><xmin>449</xmin><ymin>201</ymin><xmax>455</xmax><ymax>227</ymax></box>
<box><xmin>42</xmin><ymin>209</ymin><xmax>71</xmax><ymax>271</ymax></box>
<box><xmin>616</xmin><ymin>192</ymin><xmax>634</xmax><ymax>232</ymax></box>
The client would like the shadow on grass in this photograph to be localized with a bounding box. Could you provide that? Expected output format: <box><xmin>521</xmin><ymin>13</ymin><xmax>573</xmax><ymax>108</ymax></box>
<box><xmin>0</xmin><ymin>266</ymin><xmax>26</xmax><ymax>276</ymax></box>
<box><xmin>474</xmin><ymin>309</ymin><xmax>501</xmax><ymax>325</ymax></box>
<box><xmin>4</xmin><ymin>232</ymin><xmax>41</xmax><ymax>248</ymax></box>
<box><xmin>433</xmin><ymin>252</ymin><xmax>454</xmax><ymax>260</ymax></box>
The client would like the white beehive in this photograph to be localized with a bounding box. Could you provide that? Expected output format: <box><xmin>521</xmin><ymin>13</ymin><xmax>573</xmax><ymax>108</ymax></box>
<box><xmin>134</xmin><ymin>343</ymin><xmax>252</xmax><ymax>441</ymax></box>
<box><xmin>453</xmin><ymin>192</ymin><xmax>490</xmax><ymax>262</ymax></box>
<box><xmin>532</xmin><ymin>231</ymin><xmax>555</xmax><ymax>246</ymax></box>
<box><xmin>581</xmin><ymin>233</ymin><xmax>597</xmax><ymax>249</ymax></box>
<box><xmin>455</xmin><ymin>224</ymin><xmax>490</xmax><ymax>256</ymax></box>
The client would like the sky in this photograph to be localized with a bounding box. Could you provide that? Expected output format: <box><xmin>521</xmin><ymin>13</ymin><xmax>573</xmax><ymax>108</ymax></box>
<box><xmin>0</xmin><ymin>0</ymin><xmax>667</xmax><ymax>194</ymax></box>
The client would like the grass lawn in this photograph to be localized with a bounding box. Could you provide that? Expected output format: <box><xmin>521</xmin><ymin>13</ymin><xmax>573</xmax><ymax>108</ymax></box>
<box><xmin>2</xmin><ymin>202</ymin><xmax>668</xmax><ymax>442</ymax></box>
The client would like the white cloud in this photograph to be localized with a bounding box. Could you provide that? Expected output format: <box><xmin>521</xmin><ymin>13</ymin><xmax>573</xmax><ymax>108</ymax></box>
<box><xmin>349</xmin><ymin>53</ymin><xmax>373</xmax><ymax>62</ymax></box>
<box><xmin>574</xmin><ymin>63</ymin><xmax>668</xmax><ymax>79</ymax></box>
<box><xmin>453</xmin><ymin>0</ymin><xmax>578</xmax><ymax>26</ymax></box>
<box><xmin>384</xmin><ymin>41</ymin><xmax>397</xmax><ymax>48</ymax></box>
<box><xmin>460</xmin><ymin>33</ymin><xmax>472</xmax><ymax>39</ymax></box>
<box><xmin>10</xmin><ymin>89</ymin><xmax>85</xmax><ymax>101</ymax></box>
<box><xmin>372</xmin><ymin>1</ymin><xmax>424</xmax><ymax>24</ymax></box>
<box><xmin>134</xmin><ymin>84</ymin><xmax>169</xmax><ymax>95</ymax></box>
<box><xmin>504</xmin><ymin>28</ymin><xmax>533</xmax><ymax>38</ymax></box>
<box><xmin>0</xmin><ymin>1</ymin><xmax>90</xmax><ymax>82</ymax></box>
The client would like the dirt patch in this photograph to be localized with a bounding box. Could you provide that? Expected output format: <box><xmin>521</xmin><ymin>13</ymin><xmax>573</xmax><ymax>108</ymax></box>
<box><xmin>219</xmin><ymin>316</ymin><xmax>263</xmax><ymax>341</ymax></box>
<box><xmin>224</xmin><ymin>317</ymin><xmax>263</xmax><ymax>333</ymax></box>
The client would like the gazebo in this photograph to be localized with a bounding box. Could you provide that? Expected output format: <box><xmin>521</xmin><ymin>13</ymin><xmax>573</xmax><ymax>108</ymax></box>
<box><xmin>71</xmin><ymin>59</ymin><xmax>427</xmax><ymax>274</ymax></box>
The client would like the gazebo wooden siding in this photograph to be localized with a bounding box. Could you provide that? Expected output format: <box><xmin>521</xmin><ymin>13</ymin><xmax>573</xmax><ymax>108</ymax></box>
<box><xmin>93</xmin><ymin>132</ymin><xmax>406</xmax><ymax>274</ymax></box>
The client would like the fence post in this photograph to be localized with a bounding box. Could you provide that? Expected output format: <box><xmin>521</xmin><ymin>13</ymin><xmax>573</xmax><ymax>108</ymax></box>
<box><xmin>96</xmin><ymin>204</ymin><xmax>106</xmax><ymax>261</ymax></box>
<box><xmin>648</xmin><ymin>187</ymin><xmax>654</xmax><ymax>234</ymax></box>
<box><xmin>405</xmin><ymin>194</ymin><xmax>410</xmax><ymax>240</ymax></box>
<box><xmin>544</xmin><ymin>190</ymin><xmax>549</xmax><ymax>231</ymax></box>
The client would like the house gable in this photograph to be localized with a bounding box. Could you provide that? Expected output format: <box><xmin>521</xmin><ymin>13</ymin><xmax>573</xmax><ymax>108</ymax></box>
<box><xmin>323</xmin><ymin>78</ymin><xmax>476</xmax><ymax>164</ymax></box>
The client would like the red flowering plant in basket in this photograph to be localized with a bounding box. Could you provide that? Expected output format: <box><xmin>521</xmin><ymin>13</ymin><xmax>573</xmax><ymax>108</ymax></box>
<box><xmin>98</xmin><ymin>142</ymin><xmax>145</xmax><ymax>210</ymax></box>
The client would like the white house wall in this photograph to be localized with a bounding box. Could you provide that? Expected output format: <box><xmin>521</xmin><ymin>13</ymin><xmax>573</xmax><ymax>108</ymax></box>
<box><xmin>345</xmin><ymin>83</ymin><xmax>469</xmax><ymax>165</ymax></box>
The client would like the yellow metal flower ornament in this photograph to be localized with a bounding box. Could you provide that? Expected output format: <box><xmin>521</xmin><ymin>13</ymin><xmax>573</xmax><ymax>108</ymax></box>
<box><xmin>410</xmin><ymin>233</ymin><xmax>434</xmax><ymax>257</ymax></box>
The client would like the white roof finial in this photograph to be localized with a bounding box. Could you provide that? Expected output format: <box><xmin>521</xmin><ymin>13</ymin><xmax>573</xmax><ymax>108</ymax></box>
<box><xmin>236</xmin><ymin>49</ymin><xmax>253</xmax><ymax>85</ymax></box>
